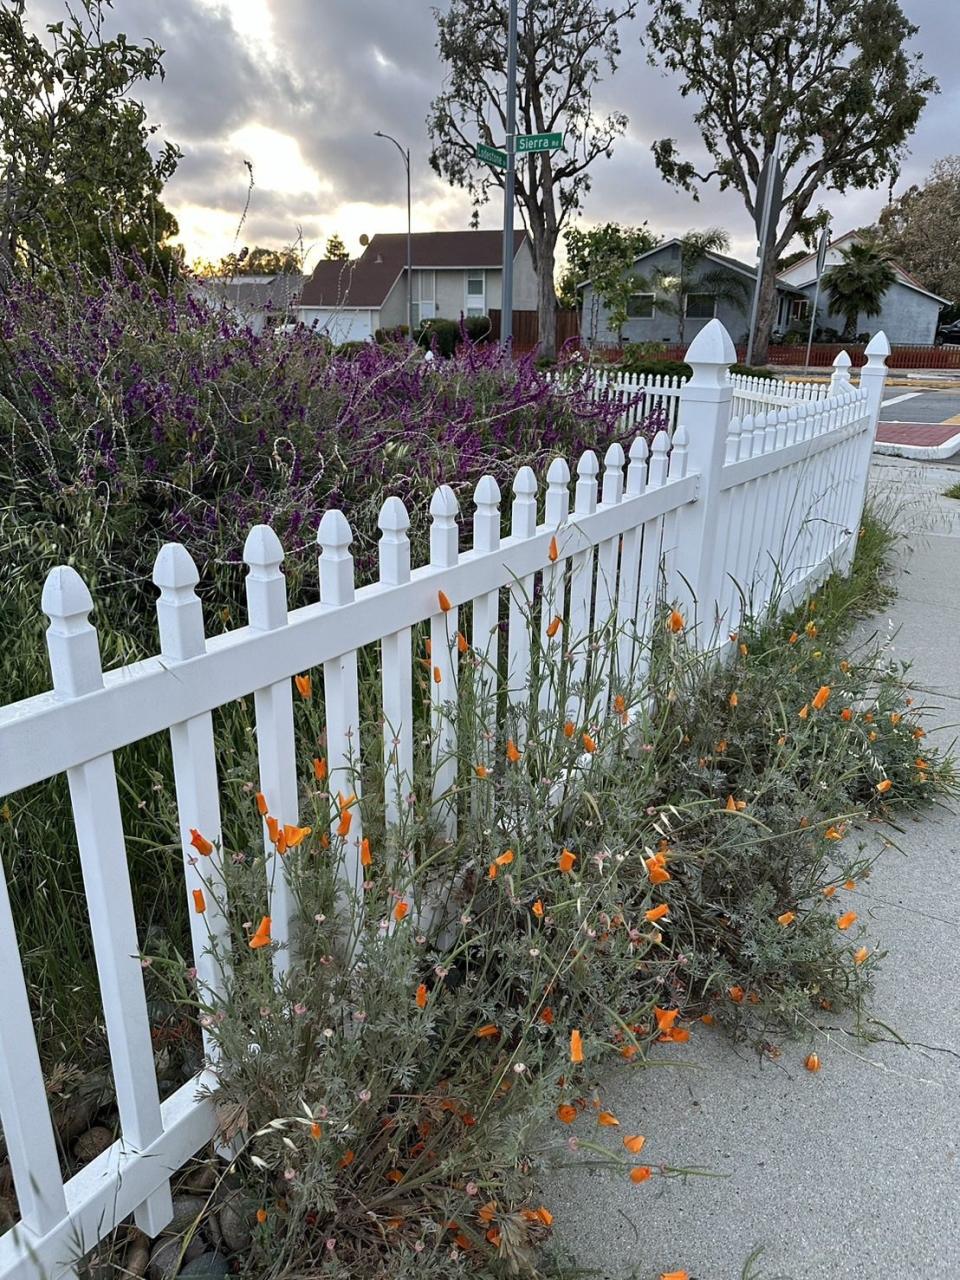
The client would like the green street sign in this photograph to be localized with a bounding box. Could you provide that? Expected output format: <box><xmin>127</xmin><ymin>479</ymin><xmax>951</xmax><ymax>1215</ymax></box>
<box><xmin>476</xmin><ymin>142</ymin><xmax>508</xmax><ymax>169</ymax></box>
<box><xmin>516</xmin><ymin>131</ymin><xmax>564</xmax><ymax>154</ymax></box>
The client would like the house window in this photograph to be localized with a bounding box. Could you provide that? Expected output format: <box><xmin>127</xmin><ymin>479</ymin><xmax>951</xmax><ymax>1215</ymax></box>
<box><xmin>626</xmin><ymin>292</ymin><xmax>655</xmax><ymax>319</ymax></box>
<box><xmin>411</xmin><ymin>270</ymin><xmax>436</xmax><ymax>330</ymax></box>
<box><xmin>790</xmin><ymin>298</ymin><xmax>810</xmax><ymax>322</ymax></box>
<box><xmin>685</xmin><ymin>293</ymin><xmax>716</xmax><ymax>319</ymax></box>
<box><xmin>466</xmin><ymin>269</ymin><xmax>486</xmax><ymax>316</ymax></box>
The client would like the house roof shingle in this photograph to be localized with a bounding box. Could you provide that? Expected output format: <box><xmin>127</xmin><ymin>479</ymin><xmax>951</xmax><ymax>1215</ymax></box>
<box><xmin>299</xmin><ymin>230</ymin><xmax>526</xmax><ymax>309</ymax></box>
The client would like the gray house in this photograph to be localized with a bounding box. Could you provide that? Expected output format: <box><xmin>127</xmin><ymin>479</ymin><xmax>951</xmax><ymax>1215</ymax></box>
<box><xmin>776</xmin><ymin>230</ymin><xmax>949</xmax><ymax>345</ymax></box>
<box><xmin>191</xmin><ymin>273</ymin><xmax>304</xmax><ymax>334</ymax></box>
<box><xmin>578</xmin><ymin>238</ymin><xmax>802</xmax><ymax>348</ymax></box>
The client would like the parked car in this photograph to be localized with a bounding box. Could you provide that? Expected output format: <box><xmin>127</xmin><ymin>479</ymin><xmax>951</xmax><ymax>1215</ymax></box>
<box><xmin>936</xmin><ymin>319</ymin><xmax>960</xmax><ymax>346</ymax></box>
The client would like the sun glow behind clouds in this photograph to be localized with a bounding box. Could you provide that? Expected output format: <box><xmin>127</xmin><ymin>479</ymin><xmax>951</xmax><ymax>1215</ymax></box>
<box><xmin>227</xmin><ymin>123</ymin><xmax>326</xmax><ymax>196</ymax></box>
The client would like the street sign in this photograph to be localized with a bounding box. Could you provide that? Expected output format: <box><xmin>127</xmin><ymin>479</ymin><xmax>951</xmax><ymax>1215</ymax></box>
<box><xmin>476</xmin><ymin>142</ymin><xmax>508</xmax><ymax>169</ymax></box>
<box><xmin>754</xmin><ymin>149</ymin><xmax>784</xmax><ymax>244</ymax></box>
<box><xmin>516</xmin><ymin>131</ymin><xmax>564</xmax><ymax>154</ymax></box>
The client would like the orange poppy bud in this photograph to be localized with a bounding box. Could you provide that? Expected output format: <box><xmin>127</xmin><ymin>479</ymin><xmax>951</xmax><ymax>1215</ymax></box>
<box><xmin>805</xmin><ymin>1053</ymin><xmax>821</xmax><ymax>1073</ymax></box>
<box><xmin>474</xmin><ymin>763</ymin><xmax>489</xmax><ymax>779</ymax></box>
<box><xmin>192</xmin><ymin>888</ymin><xmax>206</xmax><ymax>914</ymax></box>
<box><xmin>337</xmin><ymin>809</ymin><xmax>352</xmax><ymax>838</ymax></box>
<box><xmin>256</xmin><ymin>1208</ymin><xmax>268</xmax><ymax>1225</ymax></box>
<box><xmin>476</xmin><ymin>1024</ymin><xmax>499</xmax><ymax>1038</ymax></box>
<box><xmin>313</xmin><ymin>757</ymin><xmax>327</xmax><ymax>782</ymax></box>
<box><xmin>496</xmin><ymin>849</ymin><xmax>514</xmax><ymax>868</ymax></box>
<box><xmin>338</xmin><ymin>1149</ymin><xmax>355</xmax><ymax>1167</ymax></box>
<box><xmin>506</xmin><ymin>739</ymin><xmax>522</xmax><ymax>763</ymax></box>
<box><xmin>798</xmin><ymin>704</ymin><xmax>809</xmax><ymax>720</ymax></box>
<box><xmin>255</xmin><ymin>792</ymin><xmax>268</xmax><ymax>815</ymax></box>
<box><xmin>570</xmin><ymin>1028</ymin><xmax>584</xmax><ymax>1063</ymax></box>
<box><xmin>788</xmin><ymin>632</ymin><xmax>799</xmax><ymax>645</ymax></box>
<box><xmin>425</xmin><ymin>638</ymin><xmax>432</xmax><ymax>657</ymax></box>
<box><xmin>840</xmin><ymin>708</ymin><xmax>853</xmax><ymax>722</ymax></box>
<box><xmin>310</xmin><ymin>1121</ymin><xmax>322</xmax><ymax>1140</ymax></box>
<box><xmin>623</xmin><ymin>1134</ymin><xmax>646</xmax><ymax>1154</ymax></box>
<box><xmin>700</xmin><ymin>1013</ymin><xmax>715</xmax><ymax>1026</ymax></box>
<box><xmin>739</xmin><ymin>642</ymin><xmax>748</xmax><ymax>657</ymax></box>
<box><xmin>457</xmin><ymin>631</ymin><xmax>469</xmax><ymax>654</ymax></box>
<box><xmin>415</xmin><ymin>983</ymin><xmax>428</xmax><ymax>1009</ymax></box>
<box><xmin>843</xmin><ymin>879</ymin><xmax>856</xmax><ymax>891</ymax></box>
<box><xmin>658</xmin><ymin>1026</ymin><xmax>690</xmax><ymax>1043</ymax></box>
<box><xmin>189</xmin><ymin>828</ymin><xmax>213</xmax><ymax>856</ymax></box>
<box><xmin>548</xmin><ymin>535</ymin><xmax>559</xmax><ymax>562</ymax></box>
<box><xmin>360</xmin><ymin>837</ymin><xmax>372</xmax><ymax>868</ymax></box>
<box><xmin>320</xmin><ymin>832</ymin><xmax>330</xmax><ymax>849</ymax></box>
<box><xmin>654</xmin><ymin>1006</ymin><xmax>679</xmax><ymax>1031</ymax></box>
<box><xmin>540</xmin><ymin>1006</ymin><xmax>554</xmax><ymax>1025</ymax></box>
<box><xmin>646</xmin><ymin>858</ymin><xmax>671</xmax><ymax>885</ymax></box>
<box><xmin>825</xmin><ymin>826</ymin><xmax>843</xmax><ymax>841</ymax></box>
<box><xmin>266</xmin><ymin>814</ymin><xmax>280</xmax><ymax>844</ymax></box>
<box><xmin>542</xmin><ymin>614</ymin><xmax>561</xmax><ymax>640</ymax></box>
<box><xmin>597</xmin><ymin>1111</ymin><xmax>619</xmax><ymax>1127</ymax></box>
<box><xmin>294</xmin><ymin>674</ymin><xmax>312</xmax><ymax>699</ymax></box>
<box><xmin>394</xmin><ymin>900</ymin><xmax>409</xmax><ymax>923</ymax></box>
<box><xmin>729</xmin><ymin>691</ymin><xmax>739</xmax><ymax>707</ymax></box>
<box><xmin>582</xmin><ymin>732</ymin><xmax>596</xmax><ymax>753</ymax></box>
<box><xmin>811</xmin><ymin>685</ymin><xmax>830</xmax><ymax>711</ymax></box>
<box><xmin>438</xmin><ymin>590</ymin><xmax>452</xmax><ymax>613</ymax></box>
<box><xmin>532</xmin><ymin>899</ymin><xmax>544</xmax><ymax>918</ymax></box>
<box><xmin>854</xmin><ymin>946</ymin><xmax>869</xmax><ymax>965</ymax></box>
<box><xmin>557</xmin><ymin>1103</ymin><xmax>577</xmax><ymax>1124</ymax></box>
<box><xmin>876</xmin><ymin>778</ymin><xmax>892</xmax><ymax>794</ymax></box>
<box><xmin>777</xmin><ymin>911</ymin><xmax>796</xmax><ymax>926</ymax></box>
<box><xmin>283</xmin><ymin>824</ymin><xmax>311</xmax><ymax>848</ymax></box>
<box><xmin>630</xmin><ymin>1166</ymin><xmax>652</xmax><ymax>1183</ymax></box>
<box><xmin>837</xmin><ymin>911</ymin><xmax>857</xmax><ymax>930</ymax></box>
<box><xmin>725</xmin><ymin>794</ymin><xmax>737</xmax><ymax>812</ymax></box>
<box><xmin>433</xmin><ymin>665</ymin><xmax>442</xmax><ymax>685</ymax></box>
<box><xmin>645</xmin><ymin>903</ymin><xmax>669</xmax><ymax>922</ymax></box>
<box><xmin>822</xmin><ymin>884</ymin><xmax>837</xmax><ymax>897</ymax></box>
<box><xmin>805</xmin><ymin>621</ymin><xmax>817</xmax><ymax>638</ymax></box>
<box><xmin>249</xmin><ymin>916</ymin><xmax>272</xmax><ymax>949</ymax></box>
<box><xmin>558</xmin><ymin>848</ymin><xmax>576</xmax><ymax>873</ymax></box>
<box><xmin>563</xmin><ymin>720</ymin><xmax>575</xmax><ymax>738</ymax></box>
<box><xmin>728</xmin><ymin>985</ymin><xmax>744</xmax><ymax>1004</ymax></box>
<box><xmin>661</xmin><ymin>1272</ymin><xmax>689</xmax><ymax>1280</ymax></box>
<box><xmin>668</xmin><ymin>609</ymin><xmax>685</xmax><ymax>633</ymax></box>
<box><xmin>890</xmin><ymin>711</ymin><xmax>902</xmax><ymax>726</ymax></box>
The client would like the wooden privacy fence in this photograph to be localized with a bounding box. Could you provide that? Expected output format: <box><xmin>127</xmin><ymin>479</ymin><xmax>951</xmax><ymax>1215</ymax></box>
<box><xmin>487</xmin><ymin>308</ymin><xmax>580</xmax><ymax>350</ymax></box>
<box><xmin>587</xmin><ymin>340</ymin><xmax>960</xmax><ymax>370</ymax></box>
<box><xmin>0</xmin><ymin>320</ymin><xmax>889</xmax><ymax>1280</ymax></box>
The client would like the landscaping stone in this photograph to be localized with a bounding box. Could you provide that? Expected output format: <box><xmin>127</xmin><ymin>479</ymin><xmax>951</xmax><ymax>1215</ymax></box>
<box><xmin>72</xmin><ymin>1125</ymin><xmax>113</xmax><ymax>1163</ymax></box>
<box><xmin>147</xmin><ymin>1237</ymin><xmax>185</xmax><ymax>1280</ymax></box>
<box><xmin>163</xmin><ymin>1195</ymin><xmax>209</xmax><ymax>1238</ymax></box>
<box><xmin>216</xmin><ymin>1191</ymin><xmax>254</xmax><ymax>1253</ymax></box>
<box><xmin>178</xmin><ymin>1253</ymin><xmax>231</xmax><ymax>1279</ymax></box>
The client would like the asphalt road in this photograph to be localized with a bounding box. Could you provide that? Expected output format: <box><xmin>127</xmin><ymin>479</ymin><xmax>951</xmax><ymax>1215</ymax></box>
<box><xmin>879</xmin><ymin>388</ymin><xmax>960</xmax><ymax>424</ymax></box>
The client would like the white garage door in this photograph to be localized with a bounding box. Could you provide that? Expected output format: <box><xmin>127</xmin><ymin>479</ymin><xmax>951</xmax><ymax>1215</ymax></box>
<box><xmin>298</xmin><ymin>308</ymin><xmax>377</xmax><ymax>343</ymax></box>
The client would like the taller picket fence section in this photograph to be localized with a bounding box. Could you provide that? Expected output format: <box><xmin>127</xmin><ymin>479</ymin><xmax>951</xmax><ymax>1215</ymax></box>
<box><xmin>0</xmin><ymin>321</ymin><xmax>889</xmax><ymax>1280</ymax></box>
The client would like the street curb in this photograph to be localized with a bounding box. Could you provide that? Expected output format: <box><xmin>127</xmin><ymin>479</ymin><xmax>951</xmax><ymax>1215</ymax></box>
<box><xmin>874</xmin><ymin>432</ymin><xmax>960</xmax><ymax>461</ymax></box>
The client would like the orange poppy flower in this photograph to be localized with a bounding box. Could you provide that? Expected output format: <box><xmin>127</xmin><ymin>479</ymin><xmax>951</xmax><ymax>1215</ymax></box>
<box><xmin>338</xmin><ymin>1149</ymin><xmax>355</xmax><ymax>1168</ymax></box>
<box><xmin>433</xmin><ymin>665</ymin><xmax>442</xmax><ymax>685</ymax></box>
<box><xmin>558</xmin><ymin>848</ymin><xmax>577</xmax><ymax>873</ymax></box>
<box><xmin>360</xmin><ymin>837</ymin><xmax>372</xmax><ymax>867</ymax></box>
<box><xmin>540</xmin><ymin>1006</ymin><xmax>554</xmax><ymax>1025</ymax></box>
<box><xmin>557</xmin><ymin>1103</ymin><xmax>578</xmax><ymax>1124</ymax></box>
<box><xmin>854</xmin><ymin>946</ymin><xmax>869</xmax><ymax>965</ymax></box>
<box><xmin>582</xmin><ymin>733</ymin><xmax>597</xmax><ymax>753</ymax></box>
<box><xmin>249</xmin><ymin>916</ymin><xmax>272</xmax><ymax>949</ymax></box>
<box><xmin>647</xmin><ymin>861</ymin><xmax>671</xmax><ymax>885</ymax></box>
<box><xmin>630</xmin><ymin>1166</ymin><xmax>652</xmax><ymax>1183</ymax></box>
<box><xmin>394</xmin><ymin>900</ymin><xmax>409</xmax><ymax>922</ymax></box>
<box><xmin>337</xmin><ymin>809</ymin><xmax>353</xmax><ymax>838</ymax></box>
<box><xmin>843</xmin><ymin>879</ymin><xmax>856</xmax><ymax>891</ymax></box>
<box><xmin>645</xmin><ymin>903</ymin><xmax>669</xmax><ymax>922</ymax></box>
<box><xmin>654</xmin><ymin>1006</ymin><xmax>679</xmax><ymax>1031</ymax></box>
<box><xmin>729</xmin><ymin>691</ymin><xmax>739</xmax><ymax>707</ymax></box>
<box><xmin>192</xmin><ymin>888</ymin><xmax>206</xmax><ymax>914</ymax></box>
<box><xmin>613</xmin><ymin>693</ymin><xmax>627</xmax><ymax>716</ymax></box>
<box><xmin>189</xmin><ymin>828</ymin><xmax>213</xmax><ymax>856</ymax></box>
<box><xmin>890</xmin><ymin>712</ymin><xmax>902</xmax><ymax>726</ymax></box>
<box><xmin>570</xmin><ymin>1029</ymin><xmax>584</xmax><ymax>1063</ymax></box>
<box><xmin>805</xmin><ymin>621</ymin><xmax>817</xmax><ymax>638</ymax></box>
<box><xmin>728</xmin><ymin>985</ymin><xmax>745</xmax><ymax>1004</ymax></box>
<box><xmin>506</xmin><ymin>738</ymin><xmax>522</xmax><ymax>763</ymax></box>
<box><xmin>457</xmin><ymin>631</ymin><xmax>469</xmax><ymax>654</ymax></box>
<box><xmin>476</xmin><ymin>1024</ymin><xmax>499</xmax><ymax>1038</ymax></box>
<box><xmin>320</xmin><ymin>832</ymin><xmax>330</xmax><ymax>849</ymax></box>
<box><xmin>623</xmin><ymin>1134</ymin><xmax>646</xmax><ymax>1154</ymax></box>
<box><xmin>777</xmin><ymin>911</ymin><xmax>796</xmax><ymax>926</ymax></box>
<box><xmin>532</xmin><ymin>899</ymin><xmax>544</xmax><ymax>918</ymax></box>
<box><xmin>266</xmin><ymin>814</ymin><xmax>280</xmax><ymax>844</ymax></box>
<box><xmin>913</xmin><ymin>726</ymin><xmax>926</xmax><ymax>740</ymax></box>
<box><xmin>668</xmin><ymin>609</ymin><xmax>685</xmax><ymax>633</ymax></box>
<box><xmin>294</xmin><ymin>674</ymin><xmax>312</xmax><ymax>699</ymax></box>
<box><xmin>837</xmin><ymin>911</ymin><xmax>857</xmax><ymax>930</ymax></box>
<box><xmin>313</xmin><ymin>757</ymin><xmax>327</xmax><ymax>782</ymax></box>
<box><xmin>811</xmin><ymin>685</ymin><xmax>831</xmax><ymax>711</ymax></box>
<box><xmin>283</xmin><ymin>824</ymin><xmax>311</xmax><ymax>848</ymax></box>
<box><xmin>255</xmin><ymin>792</ymin><xmax>268</xmax><ymax>815</ymax></box>
<box><xmin>805</xmin><ymin>1053</ymin><xmax>821</xmax><ymax>1073</ymax></box>
<box><xmin>822</xmin><ymin>884</ymin><xmax>837</xmax><ymax>897</ymax></box>
<box><xmin>438</xmin><ymin>590</ymin><xmax>452</xmax><ymax>613</ymax></box>
<box><xmin>715</xmin><ymin>738</ymin><xmax>728</xmax><ymax>754</ymax></box>
<box><xmin>310</xmin><ymin>1122</ymin><xmax>322</xmax><ymax>1140</ymax></box>
<box><xmin>658</xmin><ymin>1027</ymin><xmax>690</xmax><ymax>1043</ymax></box>
<box><xmin>876</xmin><ymin>778</ymin><xmax>892</xmax><ymax>794</ymax></box>
<box><xmin>788</xmin><ymin>632</ymin><xmax>799</xmax><ymax>645</ymax></box>
<box><xmin>597</xmin><ymin>1111</ymin><xmax>619</xmax><ymax>1127</ymax></box>
<box><xmin>661</xmin><ymin>1272</ymin><xmax>689</xmax><ymax>1280</ymax></box>
<box><xmin>864</xmin><ymin>712</ymin><xmax>874</xmax><ymax>723</ymax></box>
<box><xmin>840</xmin><ymin>708</ymin><xmax>853</xmax><ymax>722</ymax></box>
<box><xmin>477</xmin><ymin>1201</ymin><xmax>497</xmax><ymax>1224</ymax></box>
<box><xmin>415</xmin><ymin>983</ymin><xmax>428</xmax><ymax>1009</ymax></box>
<box><xmin>825</xmin><ymin>827</ymin><xmax>843</xmax><ymax>841</ymax></box>
<box><xmin>563</xmin><ymin>720</ymin><xmax>575</xmax><ymax>738</ymax></box>
<box><xmin>700</xmin><ymin>1013</ymin><xmax>715</xmax><ymax>1026</ymax></box>
<box><xmin>548</xmin><ymin>535</ymin><xmax>559</xmax><ymax>562</ymax></box>
<box><xmin>546</xmin><ymin>615</ymin><xmax>562</xmax><ymax>638</ymax></box>
<box><xmin>256</xmin><ymin>1208</ymin><xmax>268</xmax><ymax>1225</ymax></box>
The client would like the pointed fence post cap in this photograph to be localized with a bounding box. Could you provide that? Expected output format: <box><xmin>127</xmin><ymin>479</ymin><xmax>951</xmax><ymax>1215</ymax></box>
<box><xmin>473</xmin><ymin>474</ymin><xmax>501</xmax><ymax>506</ymax></box>
<box><xmin>832</xmin><ymin>350</ymin><xmax>852</xmax><ymax>369</ymax></box>
<box><xmin>377</xmin><ymin>495</ymin><xmax>410</xmax><ymax>534</ymax></box>
<box><xmin>576</xmin><ymin>449</ymin><xmax>600</xmax><ymax>478</ymax></box>
<box><xmin>864</xmin><ymin>330</ymin><xmax>891</xmax><ymax>359</ymax></box>
<box><xmin>429</xmin><ymin>483</ymin><xmax>459</xmax><ymax>518</ymax></box>
<box><xmin>546</xmin><ymin>456</ymin><xmax>571</xmax><ymax>485</ymax></box>
<box><xmin>603</xmin><ymin>441</ymin><xmax>626</xmax><ymax>468</ymax></box>
<box><xmin>41</xmin><ymin>564</ymin><xmax>94</xmax><ymax>622</ymax></box>
<box><xmin>685</xmin><ymin>318</ymin><xmax>737</xmax><ymax>367</ymax></box>
<box><xmin>629</xmin><ymin>434</ymin><xmax>649</xmax><ymax>461</ymax></box>
<box><xmin>153</xmin><ymin>541</ymin><xmax>200</xmax><ymax>591</ymax></box>
<box><xmin>512</xmin><ymin>465</ymin><xmax>537</xmax><ymax>496</ymax></box>
<box><xmin>317</xmin><ymin>508</ymin><xmax>353</xmax><ymax>549</ymax></box>
<box><xmin>243</xmin><ymin>524</ymin><xmax>285</xmax><ymax>569</ymax></box>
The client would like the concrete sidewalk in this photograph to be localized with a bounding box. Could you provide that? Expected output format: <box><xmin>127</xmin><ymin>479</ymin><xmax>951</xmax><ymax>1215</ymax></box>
<box><xmin>540</xmin><ymin>458</ymin><xmax>960</xmax><ymax>1280</ymax></box>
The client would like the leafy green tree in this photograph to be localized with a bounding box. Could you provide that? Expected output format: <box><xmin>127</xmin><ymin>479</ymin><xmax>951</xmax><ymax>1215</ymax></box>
<box><xmin>210</xmin><ymin>245</ymin><xmax>303</xmax><ymax>277</ymax></box>
<box><xmin>633</xmin><ymin>229</ymin><xmax>750</xmax><ymax>343</ymax></box>
<box><xmin>0</xmin><ymin>0</ymin><xmax>180</xmax><ymax>280</ymax></box>
<box><xmin>823</xmin><ymin>239</ymin><xmax>895</xmax><ymax>339</ymax></box>
<box><xmin>324</xmin><ymin>233</ymin><xmax>349</xmax><ymax>261</ymax></box>
<box><xmin>427</xmin><ymin>0</ymin><xmax>638</xmax><ymax>359</ymax></box>
<box><xmin>558</xmin><ymin>222</ymin><xmax>659</xmax><ymax>340</ymax></box>
<box><xmin>876</xmin><ymin>155</ymin><xmax>960</xmax><ymax>304</ymax></box>
<box><xmin>645</xmin><ymin>0</ymin><xmax>937</xmax><ymax>361</ymax></box>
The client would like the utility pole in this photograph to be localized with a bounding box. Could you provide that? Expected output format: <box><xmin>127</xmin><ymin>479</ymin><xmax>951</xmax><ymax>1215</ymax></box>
<box><xmin>500</xmin><ymin>0</ymin><xmax>518</xmax><ymax>351</ymax></box>
<box><xmin>374</xmin><ymin>131</ymin><xmax>413</xmax><ymax>336</ymax></box>
<box><xmin>745</xmin><ymin>131</ymin><xmax>782</xmax><ymax>367</ymax></box>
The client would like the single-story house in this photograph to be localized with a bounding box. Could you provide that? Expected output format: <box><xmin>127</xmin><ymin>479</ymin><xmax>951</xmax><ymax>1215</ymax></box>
<box><xmin>296</xmin><ymin>230</ymin><xmax>537</xmax><ymax>343</ymax></box>
<box><xmin>578</xmin><ymin>238</ymin><xmax>805</xmax><ymax>347</ymax></box>
<box><xmin>776</xmin><ymin>230</ymin><xmax>949</xmax><ymax>345</ymax></box>
<box><xmin>191</xmin><ymin>273</ymin><xmax>304</xmax><ymax>335</ymax></box>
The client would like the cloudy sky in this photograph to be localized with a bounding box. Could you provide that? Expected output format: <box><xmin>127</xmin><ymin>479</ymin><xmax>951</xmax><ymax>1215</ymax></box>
<box><xmin>35</xmin><ymin>0</ymin><xmax>958</xmax><ymax>269</ymax></box>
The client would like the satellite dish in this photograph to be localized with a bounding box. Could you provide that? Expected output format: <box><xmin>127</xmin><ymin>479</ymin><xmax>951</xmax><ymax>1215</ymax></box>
<box><xmin>359</xmin><ymin>233</ymin><xmax>369</xmax><ymax>246</ymax></box>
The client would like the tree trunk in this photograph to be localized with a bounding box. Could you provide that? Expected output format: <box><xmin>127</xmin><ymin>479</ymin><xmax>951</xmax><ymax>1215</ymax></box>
<box><xmin>750</xmin><ymin>243</ymin><xmax>780</xmax><ymax>364</ymax></box>
<box><xmin>536</xmin><ymin>230</ymin><xmax>558</xmax><ymax>360</ymax></box>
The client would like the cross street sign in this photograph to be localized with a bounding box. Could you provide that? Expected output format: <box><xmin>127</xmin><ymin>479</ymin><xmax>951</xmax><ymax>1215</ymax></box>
<box><xmin>476</xmin><ymin>142</ymin><xmax>508</xmax><ymax>169</ymax></box>
<box><xmin>516</xmin><ymin>132</ymin><xmax>563</xmax><ymax>154</ymax></box>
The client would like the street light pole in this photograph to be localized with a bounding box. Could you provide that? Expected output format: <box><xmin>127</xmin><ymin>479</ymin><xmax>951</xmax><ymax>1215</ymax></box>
<box><xmin>500</xmin><ymin>0</ymin><xmax>519</xmax><ymax>351</ymax></box>
<box><xmin>374</xmin><ymin>131</ymin><xmax>413</xmax><ymax>336</ymax></box>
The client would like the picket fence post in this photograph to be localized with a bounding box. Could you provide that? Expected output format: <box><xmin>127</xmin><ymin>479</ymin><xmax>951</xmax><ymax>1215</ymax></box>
<box><xmin>844</xmin><ymin>331</ymin><xmax>890</xmax><ymax>568</ymax></box>
<box><xmin>668</xmin><ymin>319</ymin><xmax>736</xmax><ymax>641</ymax></box>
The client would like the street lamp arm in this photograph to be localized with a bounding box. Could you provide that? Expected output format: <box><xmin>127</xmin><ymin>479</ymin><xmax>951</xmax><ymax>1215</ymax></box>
<box><xmin>374</xmin><ymin>131</ymin><xmax>413</xmax><ymax>339</ymax></box>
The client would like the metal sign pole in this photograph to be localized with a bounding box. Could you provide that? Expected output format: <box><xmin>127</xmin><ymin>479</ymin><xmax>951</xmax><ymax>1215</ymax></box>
<box><xmin>745</xmin><ymin>131</ymin><xmax>782</xmax><ymax>367</ymax></box>
<box><xmin>500</xmin><ymin>0</ymin><xmax>518</xmax><ymax>350</ymax></box>
<box><xmin>803</xmin><ymin>226</ymin><xmax>830</xmax><ymax>371</ymax></box>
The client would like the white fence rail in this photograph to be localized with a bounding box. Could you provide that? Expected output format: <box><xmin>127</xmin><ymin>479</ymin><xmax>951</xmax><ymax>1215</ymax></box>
<box><xmin>0</xmin><ymin>321</ymin><xmax>889</xmax><ymax>1279</ymax></box>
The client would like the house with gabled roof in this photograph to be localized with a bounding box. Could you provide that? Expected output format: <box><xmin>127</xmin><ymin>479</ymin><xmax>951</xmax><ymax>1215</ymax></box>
<box><xmin>297</xmin><ymin>230</ymin><xmax>537</xmax><ymax>343</ymax></box>
<box><xmin>776</xmin><ymin>230</ymin><xmax>950</xmax><ymax>345</ymax></box>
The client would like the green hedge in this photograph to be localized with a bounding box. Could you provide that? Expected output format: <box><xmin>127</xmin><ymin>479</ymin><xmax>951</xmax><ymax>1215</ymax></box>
<box><xmin>615</xmin><ymin>356</ymin><xmax>777</xmax><ymax>381</ymax></box>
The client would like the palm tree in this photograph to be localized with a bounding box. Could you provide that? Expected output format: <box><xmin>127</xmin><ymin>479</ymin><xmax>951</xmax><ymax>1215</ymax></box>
<box><xmin>633</xmin><ymin>229</ymin><xmax>750</xmax><ymax>343</ymax></box>
<box><xmin>823</xmin><ymin>241</ymin><xmax>896</xmax><ymax>340</ymax></box>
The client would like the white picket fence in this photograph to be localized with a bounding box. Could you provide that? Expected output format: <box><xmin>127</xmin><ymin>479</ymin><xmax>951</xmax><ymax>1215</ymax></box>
<box><xmin>0</xmin><ymin>321</ymin><xmax>889</xmax><ymax>1280</ymax></box>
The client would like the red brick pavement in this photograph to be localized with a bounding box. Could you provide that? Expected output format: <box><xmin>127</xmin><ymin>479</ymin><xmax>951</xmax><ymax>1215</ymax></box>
<box><xmin>875</xmin><ymin>421</ymin><xmax>960</xmax><ymax>446</ymax></box>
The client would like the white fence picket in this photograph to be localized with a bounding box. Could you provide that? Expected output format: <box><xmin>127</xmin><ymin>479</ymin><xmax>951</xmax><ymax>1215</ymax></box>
<box><xmin>471</xmin><ymin>475</ymin><xmax>501</xmax><ymax>771</ymax></box>
<box><xmin>506</xmin><ymin>466</ymin><xmax>538</xmax><ymax>742</ymax></box>
<box><xmin>428</xmin><ymin>485</ymin><xmax>460</xmax><ymax>838</ymax></box>
<box><xmin>539</xmin><ymin>457</ymin><xmax>570</xmax><ymax>724</ymax></box>
<box><xmin>566</xmin><ymin>450</ymin><xmax>600</xmax><ymax>727</ymax></box>
<box><xmin>378</xmin><ymin>497</ymin><xmax>414</xmax><ymax>827</ymax></box>
<box><xmin>41</xmin><ymin>567</ymin><xmax>173</xmax><ymax>1238</ymax></box>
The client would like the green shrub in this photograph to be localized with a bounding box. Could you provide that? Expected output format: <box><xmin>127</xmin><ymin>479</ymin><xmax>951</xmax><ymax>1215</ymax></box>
<box><xmin>616</xmin><ymin>351</ymin><xmax>777</xmax><ymax>381</ymax></box>
<box><xmin>375</xmin><ymin>324</ymin><xmax>409</xmax><ymax>344</ymax></box>
<box><xmin>333</xmin><ymin>339</ymin><xmax>371</xmax><ymax>360</ymax></box>
<box><xmin>415</xmin><ymin>317</ymin><xmax>461</xmax><ymax>358</ymax></box>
